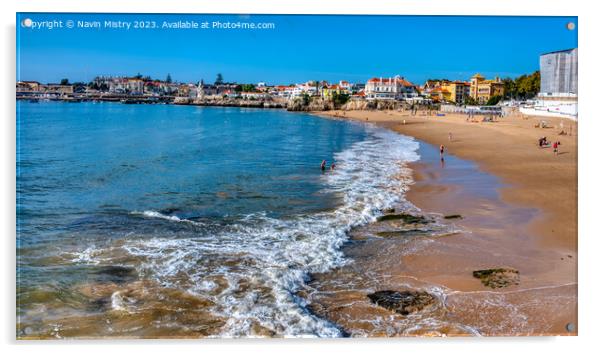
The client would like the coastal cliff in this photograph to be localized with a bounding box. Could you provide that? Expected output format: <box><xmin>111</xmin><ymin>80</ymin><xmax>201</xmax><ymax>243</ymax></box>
<box><xmin>174</xmin><ymin>96</ymin><xmax>287</xmax><ymax>108</ymax></box>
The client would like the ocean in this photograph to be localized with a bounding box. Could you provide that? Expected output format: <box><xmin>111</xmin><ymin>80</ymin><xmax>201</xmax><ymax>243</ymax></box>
<box><xmin>16</xmin><ymin>101</ymin><xmax>421</xmax><ymax>338</ymax></box>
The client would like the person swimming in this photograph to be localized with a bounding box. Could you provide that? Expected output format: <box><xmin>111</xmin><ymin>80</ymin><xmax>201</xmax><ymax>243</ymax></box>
<box><xmin>320</xmin><ymin>160</ymin><xmax>326</xmax><ymax>171</ymax></box>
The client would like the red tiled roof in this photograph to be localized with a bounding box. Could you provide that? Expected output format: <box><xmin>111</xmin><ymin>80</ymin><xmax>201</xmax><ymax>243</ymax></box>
<box><xmin>367</xmin><ymin>77</ymin><xmax>415</xmax><ymax>87</ymax></box>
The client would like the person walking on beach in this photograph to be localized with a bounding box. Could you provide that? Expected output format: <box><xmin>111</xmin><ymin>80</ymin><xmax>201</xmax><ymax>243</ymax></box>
<box><xmin>448</xmin><ymin>132</ymin><xmax>453</xmax><ymax>142</ymax></box>
<box><xmin>320</xmin><ymin>160</ymin><xmax>326</xmax><ymax>171</ymax></box>
<box><xmin>553</xmin><ymin>141</ymin><xmax>560</xmax><ymax>155</ymax></box>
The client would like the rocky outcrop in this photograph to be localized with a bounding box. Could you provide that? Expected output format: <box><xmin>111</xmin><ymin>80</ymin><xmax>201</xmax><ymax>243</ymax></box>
<box><xmin>341</xmin><ymin>99</ymin><xmax>401</xmax><ymax>111</ymax></box>
<box><xmin>287</xmin><ymin>97</ymin><xmax>334</xmax><ymax>111</ymax></box>
<box><xmin>377</xmin><ymin>213</ymin><xmax>430</xmax><ymax>224</ymax></box>
<box><xmin>367</xmin><ymin>290</ymin><xmax>436</xmax><ymax>315</ymax></box>
<box><xmin>189</xmin><ymin>98</ymin><xmax>287</xmax><ymax>108</ymax></box>
<box><xmin>443</xmin><ymin>214</ymin><xmax>463</xmax><ymax>219</ymax></box>
<box><xmin>473</xmin><ymin>268</ymin><xmax>520</xmax><ymax>288</ymax></box>
<box><xmin>375</xmin><ymin>230</ymin><xmax>430</xmax><ymax>238</ymax></box>
<box><xmin>93</xmin><ymin>265</ymin><xmax>138</xmax><ymax>284</ymax></box>
<box><xmin>173</xmin><ymin>97</ymin><xmax>192</xmax><ymax>104</ymax></box>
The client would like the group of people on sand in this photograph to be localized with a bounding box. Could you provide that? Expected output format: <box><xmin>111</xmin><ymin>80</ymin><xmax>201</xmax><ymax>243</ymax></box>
<box><xmin>538</xmin><ymin>136</ymin><xmax>562</xmax><ymax>155</ymax></box>
<box><xmin>320</xmin><ymin>160</ymin><xmax>336</xmax><ymax>171</ymax></box>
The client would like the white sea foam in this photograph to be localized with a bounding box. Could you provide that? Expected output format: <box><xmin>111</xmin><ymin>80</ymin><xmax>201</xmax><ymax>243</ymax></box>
<box><xmin>78</xmin><ymin>125</ymin><xmax>421</xmax><ymax>337</ymax></box>
<box><xmin>131</xmin><ymin>210</ymin><xmax>205</xmax><ymax>226</ymax></box>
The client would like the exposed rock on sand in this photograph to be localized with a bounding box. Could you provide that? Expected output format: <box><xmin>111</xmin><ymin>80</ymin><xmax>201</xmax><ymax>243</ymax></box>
<box><xmin>473</xmin><ymin>268</ymin><xmax>520</xmax><ymax>288</ymax></box>
<box><xmin>377</xmin><ymin>213</ymin><xmax>430</xmax><ymax>224</ymax></box>
<box><xmin>367</xmin><ymin>290</ymin><xmax>436</xmax><ymax>315</ymax></box>
<box><xmin>444</xmin><ymin>214</ymin><xmax>463</xmax><ymax>219</ymax></box>
<box><xmin>375</xmin><ymin>230</ymin><xmax>430</xmax><ymax>238</ymax></box>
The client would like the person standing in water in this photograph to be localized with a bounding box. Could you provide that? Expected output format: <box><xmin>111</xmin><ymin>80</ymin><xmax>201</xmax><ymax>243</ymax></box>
<box><xmin>439</xmin><ymin>144</ymin><xmax>445</xmax><ymax>159</ymax></box>
<box><xmin>320</xmin><ymin>160</ymin><xmax>326</xmax><ymax>171</ymax></box>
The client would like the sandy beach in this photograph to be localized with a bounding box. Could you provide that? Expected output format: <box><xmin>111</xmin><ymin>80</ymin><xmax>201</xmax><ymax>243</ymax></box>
<box><xmin>308</xmin><ymin>109</ymin><xmax>577</xmax><ymax>336</ymax></box>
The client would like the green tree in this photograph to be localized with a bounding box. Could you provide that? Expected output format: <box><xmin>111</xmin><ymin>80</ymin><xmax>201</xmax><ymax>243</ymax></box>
<box><xmin>72</xmin><ymin>82</ymin><xmax>86</xmax><ymax>93</ymax></box>
<box><xmin>302</xmin><ymin>93</ymin><xmax>311</xmax><ymax>106</ymax></box>
<box><xmin>331</xmin><ymin>92</ymin><xmax>350</xmax><ymax>108</ymax></box>
<box><xmin>513</xmin><ymin>70</ymin><xmax>540</xmax><ymax>100</ymax></box>
<box><xmin>215</xmin><ymin>73</ymin><xmax>224</xmax><ymax>85</ymax></box>
<box><xmin>502</xmin><ymin>77</ymin><xmax>517</xmax><ymax>100</ymax></box>
<box><xmin>60</xmin><ymin>78</ymin><xmax>69</xmax><ymax>85</ymax></box>
<box><xmin>166</xmin><ymin>73</ymin><xmax>172</xmax><ymax>83</ymax></box>
<box><xmin>241</xmin><ymin>84</ymin><xmax>255</xmax><ymax>92</ymax></box>
<box><xmin>235</xmin><ymin>83</ymin><xmax>255</xmax><ymax>92</ymax></box>
<box><xmin>464</xmin><ymin>95</ymin><xmax>478</xmax><ymax>106</ymax></box>
<box><xmin>485</xmin><ymin>95</ymin><xmax>503</xmax><ymax>106</ymax></box>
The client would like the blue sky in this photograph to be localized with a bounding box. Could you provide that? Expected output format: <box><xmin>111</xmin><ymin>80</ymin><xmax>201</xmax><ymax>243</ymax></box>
<box><xmin>16</xmin><ymin>13</ymin><xmax>577</xmax><ymax>85</ymax></box>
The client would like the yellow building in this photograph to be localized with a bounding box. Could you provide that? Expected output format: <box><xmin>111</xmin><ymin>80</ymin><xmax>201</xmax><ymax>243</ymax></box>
<box><xmin>16</xmin><ymin>81</ymin><xmax>41</xmax><ymax>92</ymax></box>
<box><xmin>321</xmin><ymin>84</ymin><xmax>350</xmax><ymax>99</ymax></box>
<box><xmin>441</xmin><ymin>81</ymin><xmax>471</xmax><ymax>103</ymax></box>
<box><xmin>469</xmin><ymin>73</ymin><xmax>504</xmax><ymax>104</ymax></box>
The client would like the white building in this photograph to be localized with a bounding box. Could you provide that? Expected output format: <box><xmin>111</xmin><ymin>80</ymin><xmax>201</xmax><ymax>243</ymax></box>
<box><xmin>521</xmin><ymin>48</ymin><xmax>578</xmax><ymax>120</ymax></box>
<box><xmin>365</xmin><ymin>75</ymin><xmax>417</xmax><ymax>100</ymax></box>
<box><xmin>291</xmin><ymin>82</ymin><xmax>318</xmax><ymax>98</ymax></box>
<box><xmin>540</xmin><ymin>48</ymin><xmax>578</xmax><ymax>97</ymax></box>
<box><xmin>241</xmin><ymin>91</ymin><xmax>270</xmax><ymax>99</ymax></box>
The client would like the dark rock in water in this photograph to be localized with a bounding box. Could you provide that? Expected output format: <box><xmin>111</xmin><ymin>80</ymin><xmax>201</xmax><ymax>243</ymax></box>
<box><xmin>472</xmin><ymin>268</ymin><xmax>520</xmax><ymax>288</ymax></box>
<box><xmin>384</xmin><ymin>208</ymin><xmax>396</xmax><ymax>214</ymax></box>
<box><xmin>375</xmin><ymin>230</ymin><xmax>430</xmax><ymax>238</ymax></box>
<box><xmin>88</xmin><ymin>297</ymin><xmax>111</xmax><ymax>311</ymax></box>
<box><xmin>94</xmin><ymin>265</ymin><xmax>138</xmax><ymax>284</ymax></box>
<box><xmin>377</xmin><ymin>213</ymin><xmax>429</xmax><ymax>224</ymax></box>
<box><xmin>161</xmin><ymin>207</ymin><xmax>181</xmax><ymax>214</ymax></box>
<box><xmin>367</xmin><ymin>290</ymin><xmax>436</xmax><ymax>315</ymax></box>
<box><xmin>444</xmin><ymin>214</ymin><xmax>463</xmax><ymax>219</ymax></box>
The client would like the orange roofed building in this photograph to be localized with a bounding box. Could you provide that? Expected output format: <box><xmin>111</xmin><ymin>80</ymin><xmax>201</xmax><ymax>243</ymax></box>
<box><xmin>365</xmin><ymin>75</ymin><xmax>418</xmax><ymax>100</ymax></box>
<box><xmin>469</xmin><ymin>73</ymin><xmax>504</xmax><ymax>104</ymax></box>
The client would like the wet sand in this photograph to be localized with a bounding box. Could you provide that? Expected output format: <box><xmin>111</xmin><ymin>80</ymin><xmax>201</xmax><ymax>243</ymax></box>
<box><xmin>308</xmin><ymin>109</ymin><xmax>577</xmax><ymax>336</ymax></box>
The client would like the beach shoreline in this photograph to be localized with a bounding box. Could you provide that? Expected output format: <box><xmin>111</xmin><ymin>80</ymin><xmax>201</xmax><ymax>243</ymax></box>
<box><xmin>308</xmin><ymin>109</ymin><xmax>577</xmax><ymax>335</ymax></box>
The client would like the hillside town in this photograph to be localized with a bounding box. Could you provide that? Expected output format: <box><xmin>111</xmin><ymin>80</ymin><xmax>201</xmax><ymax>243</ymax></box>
<box><xmin>16</xmin><ymin>48</ymin><xmax>577</xmax><ymax>119</ymax></box>
<box><xmin>15</xmin><ymin>73</ymin><xmax>502</xmax><ymax>104</ymax></box>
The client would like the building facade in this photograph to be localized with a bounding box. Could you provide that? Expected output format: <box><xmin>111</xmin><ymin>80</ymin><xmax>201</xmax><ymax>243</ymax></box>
<box><xmin>440</xmin><ymin>81</ymin><xmax>471</xmax><ymax>103</ymax></box>
<box><xmin>16</xmin><ymin>81</ymin><xmax>41</xmax><ymax>93</ymax></box>
<box><xmin>365</xmin><ymin>76</ymin><xmax>417</xmax><ymax>100</ymax></box>
<box><xmin>469</xmin><ymin>73</ymin><xmax>504</xmax><ymax>104</ymax></box>
<box><xmin>539</xmin><ymin>48</ymin><xmax>578</xmax><ymax>96</ymax></box>
<box><xmin>521</xmin><ymin>47</ymin><xmax>578</xmax><ymax>120</ymax></box>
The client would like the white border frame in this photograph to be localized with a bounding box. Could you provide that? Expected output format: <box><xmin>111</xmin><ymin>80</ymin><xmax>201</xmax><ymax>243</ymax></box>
<box><xmin>3</xmin><ymin>1</ymin><xmax>600</xmax><ymax>353</ymax></box>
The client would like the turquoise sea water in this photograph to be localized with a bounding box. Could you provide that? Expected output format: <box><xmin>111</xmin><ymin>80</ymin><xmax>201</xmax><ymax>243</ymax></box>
<box><xmin>16</xmin><ymin>101</ymin><xmax>420</xmax><ymax>338</ymax></box>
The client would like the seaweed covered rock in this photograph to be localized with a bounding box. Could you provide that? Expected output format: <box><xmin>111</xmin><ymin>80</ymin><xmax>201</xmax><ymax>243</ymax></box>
<box><xmin>93</xmin><ymin>265</ymin><xmax>138</xmax><ymax>284</ymax></box>
<box><xmin>473</xmin><ymin>268</ymin><xmax>520</xmax><ymax>288</ymax></box>
<box><xmin>375</xmin><ymin>230</ymin><xmax>430</xmax><ymax>238</ymax></box>
<box><xmin>377</xmin><ymin>213</ymin><xmax>429</xmax><ymax>224</ymax></box>
<box><xmin>367</xmin><ymin>290</ymin><xmax>436</xmax><ymax>315</ymax></box>
<box><xmin>444</xmin><ymin>214</ymin><xmax>463</xmax><ymax>219</ymax></box>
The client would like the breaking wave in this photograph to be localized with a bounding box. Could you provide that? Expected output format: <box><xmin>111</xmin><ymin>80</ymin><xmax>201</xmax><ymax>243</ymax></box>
<box><xmin>76</xmin><ymin>126</ymin><xmax>420</xmax><ymax>337</ymax></box>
